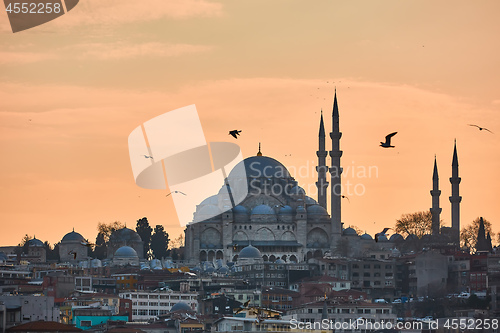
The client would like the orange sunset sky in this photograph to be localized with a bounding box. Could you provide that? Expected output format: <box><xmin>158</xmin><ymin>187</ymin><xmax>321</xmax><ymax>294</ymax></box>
<box><xmin>0</xmin><ymin>0</ymin><xmax>499</xmax><ymax>247</ymax></box>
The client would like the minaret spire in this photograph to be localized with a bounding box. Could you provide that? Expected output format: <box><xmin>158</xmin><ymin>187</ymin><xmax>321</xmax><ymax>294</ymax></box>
<box><xmin>430</xmin><ymin>155</ymin><xmax>441</xmax><ymax>235</ymax></box>
<box><xmin>316</xmin><ymin>110</ymin><xmax>328</xmax><ymax>209</ymax></box>
<box><xmin>329</xmin><ymin>90</ymin><xmax>343</xmax><ymax>246</ymax></box>
<box><xmin>257</xmin><ymin>142</ymin><xmax>262</xmax><ymax>156</ymax></box>
<box><xmin>449</xmin><ymin>140</ymin><xmax>461</xmax><ymax>245</ymax></box>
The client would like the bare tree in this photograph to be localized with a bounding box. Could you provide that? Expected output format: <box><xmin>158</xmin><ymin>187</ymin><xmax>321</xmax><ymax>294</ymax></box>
<box><xmin>395</xmin><ymin>211</ymin><xmax>433</xmax><ymax>238</ymax></box>
<box><xmin>461</xmin><ymin>217</ymin><xmax>492</xmax><ymax>251</ymax></box>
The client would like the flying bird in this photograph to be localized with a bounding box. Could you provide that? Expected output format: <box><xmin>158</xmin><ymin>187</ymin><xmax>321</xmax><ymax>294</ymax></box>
<box><xmin>229</xmin><ymin>130</ymin><xmax>242</xmax><ymax>139</ymax></box>
<box><xmin>142</xmin><ymin>155</ymin><xmax>153</xmax><ymax>159</ymax></box>
<box><xmin>68</xmin><ymin>251</ymin><xmax>77</xmax><ymax>260</ymax></box>
<box><xmin>375</xmin><ymin>228</ymin><xmax>391</xmax><ymax>242</ymax></box>
<box><xmin>341</xmin><ymin>195</ymin><xmax>350</xmax><ymax>203</ymax></box>
<box><xmin>80</xmin><ymin>240</ymin><xmax>94</xmax><ymax>247</ymax></box>
<box><xmin>380</xmin><ymin>132</ymin><xmax>397</xmax><ymax>148</ymax></box>
<box><xmin>166</xmin><ymin>191</ymin><xmax>187</xmax><ymax>197</ymax></box>
<box><xmin>468</xmin><ymin>124</ymin><xmax>493</xmax><ymax>134</ymax></box>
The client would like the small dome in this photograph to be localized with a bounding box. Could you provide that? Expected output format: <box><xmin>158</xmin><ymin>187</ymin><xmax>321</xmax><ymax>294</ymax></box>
<box><xmin>307</xmin><ymin>205</ymin><xmax>328</xmax><ymax>216</ymax></box>
<box><xmin>406</xmin><ymin>234</ymin><xmax>418</xmax><ymax>241</ymax></box>
<box><xmin>275</xmin><ymin>259</ymin><xmax>285</xmax><ymax>264</ymax></box>
<box><xmin>28</xmin><ymin>238</ymin><xmax>44</xmax><ymax>247</ymax></box>
<box><xmin>110</xmin><ymin>228</ymin><xmax>142</xmax><ymax>243</ymax></box>
<box><xmin>91</xmin><ymin>259</ymin><xmax>102</xmax><ymax>268</ymax></box>
<box><xmin>343</xmin><ymin>227</ymin><xmax>358</xmax><ymax>236</ymax></box>
<box><xmin>218</xmin><ymin>266</ymin><xmax>229</xmax><ymax>274</ymax></box>
<box><xmin>170</xmin><ymin>302</ymin><xmax>193</xmax><ymax>313</ymax></box>
<box><xmin>296</xmin><ymin>205</ymin><xmax>306</xmax><ymax>214</ymax></box>
<box><xmin>360</xmin><ymin>233</ymin><xmax>373</xmax><ymax>240</ymax></box>
<box><xmin>239</xmin><ymin>245</ymin><xmax>262</xmax><ymax>259</ymax></box>
<box><xmin>279</xmin><ymin>205</ymin><xmax>293</xmax><ymax>215</ymax></box>
<box><xmin>389</xmin><ymin>234</ymin><xmax>404</xmax><ymax>242</ymax></box>
<box><xmin>377</xmin><ymin>234</ymin><xmax>388</xmax><ymax>242</ymax></box>
<box><xmin>114</xmin><ymin>246</ymin><xmax>138</xmax><ymax>258</ymax></box>
<box><xmin>62</xmin><ymin>231</ymin><xmax>85</xmax><ymax>242</ymax></box>
<box><xmin>233</xmin><ymin>205</ymin><xmax>248</xmax><ymax>214</ymax></box>
<box><xmin>251</xmin><ymin>204</ymin><xmax>275</xmax><ymax>215</ymax></box>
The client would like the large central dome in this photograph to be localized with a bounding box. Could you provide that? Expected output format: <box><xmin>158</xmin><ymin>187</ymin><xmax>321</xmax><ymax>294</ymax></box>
<box><xmin>229</xmin><ymin>155</ymin><xmax>291</xmax><ymax>180</ymax></box>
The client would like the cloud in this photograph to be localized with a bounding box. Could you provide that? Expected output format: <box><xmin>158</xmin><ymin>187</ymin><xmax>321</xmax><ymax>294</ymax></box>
<box><xmin>74</xmin><ymin>42</ymin><xmax>213</xmax><ymax>60</ymax></box>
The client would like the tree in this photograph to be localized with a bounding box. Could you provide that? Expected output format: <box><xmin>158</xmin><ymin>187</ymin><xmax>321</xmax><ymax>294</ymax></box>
<box><xmin>93</xmin><ymin>232</ymin><xmax>107</xmax><ymax>260</ymax></box>
<box><xmin>97</xmin><ymin>221</ymin><xmax>125</xmax><ymax>242</ymax></box>
<box><xmin>461</xmin><ymin>217</ymin><xmax>492</xmax><ymax>251</ymax></box>
<box><xmin>394</xmin><ymin>211</ymin><xmax>433</xmax><ymax>238</ymax></box>
<box><xmin>18</xmin><ymin>234</ymin><xmax>32</xmax><ymax>254</ymax></box>
<box><xmin>136</xmin><ymin>217</ymin><xmax>152</xmax><ymax>259</ymax></box>
<box><xmin>168</xmin><ymin>233</ymin><xmax>185</xmax><ymax>249</ymax></box>
<box><xmin>150</xmin><ymin>225</ymin><xmax>169</xmax><ymax>259</ymax></box>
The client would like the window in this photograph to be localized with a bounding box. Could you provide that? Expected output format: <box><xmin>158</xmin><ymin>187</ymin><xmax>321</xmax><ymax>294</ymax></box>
<box><xmin>308</xmin><ymin>309</ymin><xmax>313</xmax><ymax>313</ymax></box>
<box><xmin>80</xmin><ymin>321</ymin><xmax>92</xmax><ymax>327</ymax></box>
<box><xmin>374</xmin><ymin>264</ymin><xmax>381</xmax><ymax>269</ymax></box>
<box><xmin>364</xmin><ymin>264</ymin><xmax>370</xmax><ymax>269</ymax></box>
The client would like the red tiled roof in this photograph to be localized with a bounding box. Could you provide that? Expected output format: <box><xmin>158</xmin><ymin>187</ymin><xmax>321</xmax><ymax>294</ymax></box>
<box><xmin>7</xmin><ymin>321</ymin><xmax>82</xmax><ymax>332</ymax></box>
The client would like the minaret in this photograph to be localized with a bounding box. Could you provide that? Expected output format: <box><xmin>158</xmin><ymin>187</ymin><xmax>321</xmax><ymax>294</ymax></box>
<box><xmin>430</xmin><ymin>156</ymin><xmax>441</xmax><ymax>235</ymax></box>
<box><xmin>329</xmin><ymin>90</ymin><xmax>343</xmax><ymax>244</ymax></box>
<box><xmin>449</xmin><ymin>140</ymin><xmax>462</xmax><ymax>245</ymax></box>
<box><xmin>316</xmin><ymin>111</ymin><xmax>329</xmax><ymax>209</ymax></box>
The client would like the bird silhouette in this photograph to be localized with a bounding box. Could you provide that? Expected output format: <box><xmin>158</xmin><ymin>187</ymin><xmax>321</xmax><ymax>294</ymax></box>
<box><xmin>229</xmin><ymin>130</ymin><xmax>242</xmax><ymax>139</ymax></box>
<box><xmin>375</xmin><ymin>228</ymin><xmax>391</xmax><ymax>242</ymax></box>
<box><xmin>341</xmin><ymin>195</ymin><xmax>350</xmax><ymax>203</ymax></box>
<box><xmin>142</xmin><ymin>155</ymin><xmax>153</xmax><ymax>159</ymax></box>
<box><xmin>68</xmin><ymin>251</ymin><xmax>77</xmax><ymax>260</ymax></box>
<box><xmin>468</xmin><ymin>124</ymin><xmax>493</xmax><ymax>134</ymax></box>
<box><xmin>80</xmin><ymin>240</ymin><xmax>94</xmax><ymax>247</ymax></box>
<box><xmin>380</xmin><ymin>132</ymin><xmax>397</xmax><ymax>148</ymax></box>
<box><xmin>166</xmin><ymin>191</ymin><xmax>187</xmax><ymax>197</ymax></box>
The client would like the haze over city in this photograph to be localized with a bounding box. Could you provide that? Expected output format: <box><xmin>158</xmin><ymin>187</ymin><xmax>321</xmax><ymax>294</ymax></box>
<box><xmin>0</xmin><ymin>0</ymin><xmax>499</xmax><ymax>246</ymax></box>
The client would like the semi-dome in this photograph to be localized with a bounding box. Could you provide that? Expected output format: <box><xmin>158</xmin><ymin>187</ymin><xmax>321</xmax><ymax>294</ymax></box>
<box><xmin>170</xmin><ymin>302</ymin><xmax>192</xmax><ymax>313</ymax></box>
<box><xmin>343</xmin><ymin>227</ymin><xmax>358</xmax><ymax>236</ymax></box>
<box><xmin>305</xmin><ymin>196</ymin><xmax>318</xmax><ymax>205</ymax></box>
<box><xmin>110</xmin><ymin>227</ymin><xmax>142</xmax><ymax>243</ymax></box>
<box><xmin>360</xmin><ymin>233</ymin><xmax>373</xmax><ymax>240</ymax></box>
<box><xmin>62</xmin><ymin>231</ymin><xmax>85</xmax><ymax>242</ymax></box>
<box><xmin>389</xmin><ymin>234</ymin><xmax>404</xmax><ymax>242</ymax></box>
<box><xmin>199</xmin><ymin>195</ymin><xmax>218</xmax><ymax>206</ymax></box>
<box><xmin>28</xmin><ymin>238</ymin><xmax>44</xmax><ymax>247</ymax></box>
<box><xmin>251</xmin><ymin>204</ymin><xmax>275</xmax><ymax>215</ymax></box>
<box><xmin>114</xmin><ymin>246</ymin><xmax>138</xmax><ymax>258</ymax></box>
<box><xmin>239</xmin><ymin>244</ymin><xmax>262</xmax><ymax>259</ymax></box>
<box><xmin>307</xmin><ymin>205</ymin><xmax>328</xmax><ymax>216</ymax></box>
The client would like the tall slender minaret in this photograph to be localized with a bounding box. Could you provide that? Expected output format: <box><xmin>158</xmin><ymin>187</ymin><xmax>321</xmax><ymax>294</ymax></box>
<box><xmin>430</xmin><ymin>156</ymin><xmax>441</xmax><ymax>235</ymax></box>
<box><xmin>316</xmin><ymin>111</ymin><xmax>328</xmax><ymax>209</ymax></box>
<box><xmin>449</xmin><ymin>140</ymin><xmax>462</xmax><ymax>244</ymax></box>
<box><xmin>329</xmin><ymin>90</ymin><xmax>343</xmax><ymax>242</ymax></box>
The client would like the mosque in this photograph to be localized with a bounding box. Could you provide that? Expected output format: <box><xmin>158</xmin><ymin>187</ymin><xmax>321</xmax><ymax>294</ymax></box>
<box><xmin>184</xmin><ymin>92</ymin><xmax>462</xmax><ymax>264</ymax></box>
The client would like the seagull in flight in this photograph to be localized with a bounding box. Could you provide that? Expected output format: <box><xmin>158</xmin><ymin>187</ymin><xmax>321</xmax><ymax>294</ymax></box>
<box><xmin>341</xmin><ymin>195</ymin><xmax>350</xmax><ymax>203</ymax></box>
<box><xmin>80</xmin><ymin>240</ymin><xmax>94</xmax><ymax>247</ymax></box>
<box><xmin>166</xmin><ymin>191</ymin><xmax>187</xmax><ymax>197</ymax></box>
<box><xmin>142</xmin><ymin>155</ymin><xmax>153</xmax><ymax>159</ymax></box>
<box><xmin>375</xmin><ymin>228</ymin><xmax>391</xmax><ymax>242</ymax></box>
<box><xmin>229</xmin><ymin>130</ymin><xmax>242</xmax><ymax>139</ymax></box>
<box><xmin>468</xmin><ymin>124</ymin><xmax>494</xmax><ymax>134</ymax></box>
<box><xmin>68</xmin><ymin>250</ymin><xmax>77</xmax><ymax>260</ymax></box>
<box><xmin>380</xmin><ymin>132</ymin><xmax>397</xmax><ymax>148</ymax></box>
